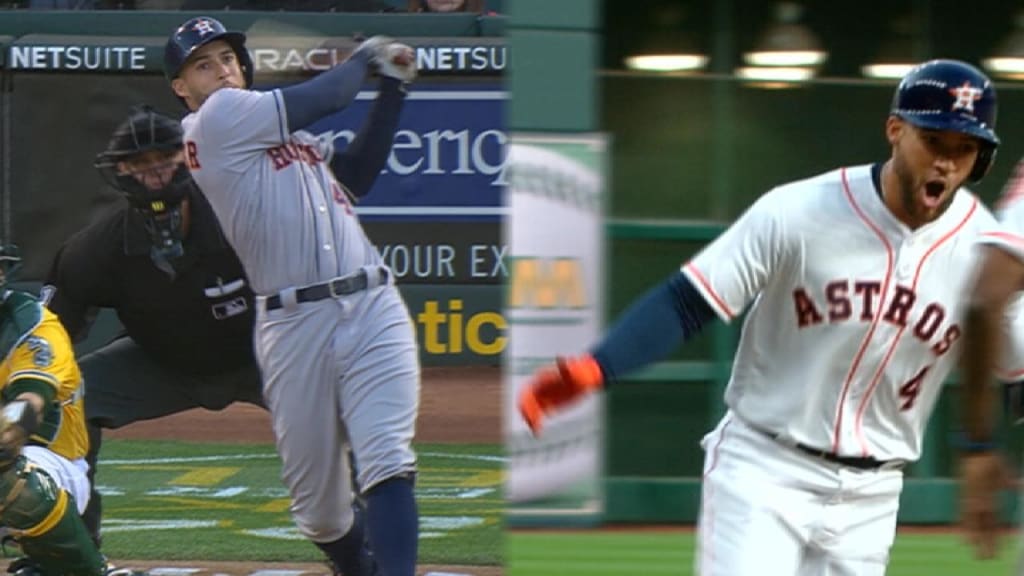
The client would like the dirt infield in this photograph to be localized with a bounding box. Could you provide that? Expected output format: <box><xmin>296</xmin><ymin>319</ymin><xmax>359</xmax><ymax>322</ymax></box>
<box><xmin>105</xmin><ymin>365</ymin><xmax>503</xmax><ymax>576</ymax></box>
<box><xmin>107</xmin><ymin>366</ymin><xmax>502</xmax><ymax>445</ymax></box>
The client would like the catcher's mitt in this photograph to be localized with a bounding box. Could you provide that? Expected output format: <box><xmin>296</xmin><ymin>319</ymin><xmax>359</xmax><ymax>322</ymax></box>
<box><xmin>0</xmin><ymin>401</ymin><xmax>37</xmax><ymax>470</ymax></box>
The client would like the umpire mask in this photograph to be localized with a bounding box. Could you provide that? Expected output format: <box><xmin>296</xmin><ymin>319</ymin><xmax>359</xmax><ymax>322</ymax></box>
<box><xmin>95</xmin><ymin>106</ymin><xmax>194</xmax><ymax>260</ymax></box>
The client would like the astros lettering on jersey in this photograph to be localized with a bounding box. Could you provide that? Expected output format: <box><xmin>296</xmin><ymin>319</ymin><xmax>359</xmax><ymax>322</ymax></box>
<box><xmin>682</xmin><ymin>163</ymin><xmax>1013</xmax><ymax>462</ymax></box>
<box><xmin>182</xmin><ymin>88</ymin><xmax>380</xmax><ymax>296</ymax></box>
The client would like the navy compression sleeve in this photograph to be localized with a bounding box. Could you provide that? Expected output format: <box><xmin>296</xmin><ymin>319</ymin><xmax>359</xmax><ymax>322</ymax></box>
<box><xmin>331</xmin><ymin>77</ymin><xmax>405</xmax><ymax>198</ymax></box>
<box><xmin>591</xmin><ymin>270</ymin><xmax>717</xmax><ymax>385</ymax></box>
<box><xmin>280</xmin><ymin>51</ymin><xmax>370</xmax><ymax>133</ymax></box>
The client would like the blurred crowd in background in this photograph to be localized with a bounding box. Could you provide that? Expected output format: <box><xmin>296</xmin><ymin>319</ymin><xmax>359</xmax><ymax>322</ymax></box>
<box><xmin>8</xmin><ymin>0</ymin><xmax>492</xmax><ymax>13</ymax></box>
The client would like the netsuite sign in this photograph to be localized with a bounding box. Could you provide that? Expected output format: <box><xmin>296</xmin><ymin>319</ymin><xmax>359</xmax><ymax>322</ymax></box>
<box><xmin>308</xmin><ymin>86</ymin><xmax>507</xmax><ymax>214</ymax></box>
<box><xmin>9</xmin><ymin>45</ymin><xmax>147</xmax><ymax>70</ymax></box>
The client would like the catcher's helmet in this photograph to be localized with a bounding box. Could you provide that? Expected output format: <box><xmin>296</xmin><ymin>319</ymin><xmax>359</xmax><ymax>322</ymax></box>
<box><xmin>0</xmin><ymin>245</ymin><xmax>22</xmax><ymax>292</ymax></box>
<box><xmin>890</xmin><ymin>59</ymin><xmax>999</xmax><ymax>183</ymax></box>
<box><xmin>164</xmin><ymin>16</ymin><xmax>253</xmax><ymax>88</ymax></box>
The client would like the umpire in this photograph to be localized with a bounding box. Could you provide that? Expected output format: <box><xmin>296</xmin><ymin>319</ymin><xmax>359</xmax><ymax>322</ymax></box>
<box><xmin>43</xmin><ymin>105</ymin><xmax>265</xmax><ymax>548</ymax></box>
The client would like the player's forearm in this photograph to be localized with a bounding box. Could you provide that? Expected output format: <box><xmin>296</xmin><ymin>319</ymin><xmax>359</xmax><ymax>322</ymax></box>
<box><xmin>591</xmin><ymin>271</ymin><xmax>716</xmax><ymax>384</ymax></box>
<box><xmin>331</xmin><ymin>77</ymin><xmax>406</xmax><ymax>198</ymax></box>
<box><xmin>961</xmin><ymin>246</ymin><xmax>1024</xmax><ymax>443</ymax></box>
<box><xmin>280</xmin><ymin>50</ymin><xmax>371</xmax><ymax>132</ymax></box>
<box><xmin>961</xmin><ymin>303</ymin><xmax>1001</xmax><ymax>443</ymax></box>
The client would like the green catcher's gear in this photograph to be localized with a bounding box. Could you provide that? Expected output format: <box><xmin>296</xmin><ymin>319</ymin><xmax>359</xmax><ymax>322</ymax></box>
<box><xmin>0</xmin><ymin>457</ymin><xmax>105</xmax><ymax>576</ymax></box>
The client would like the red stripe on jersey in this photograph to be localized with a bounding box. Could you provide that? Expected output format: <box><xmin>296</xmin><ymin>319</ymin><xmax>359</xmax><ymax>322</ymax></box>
<box><xmin>832</xmin><ymin>167</ymin><xmax>895</xmax><ymax>454</ymax></box>
<box><xmin>684</xmin><ymin>263</ymin><xmax>736</xmax><ymax>320</ymax></box>
<box><xmin>981</xmin><ymin>230</ymin><xmax>1024</xmax><ymax>248</ymax></box>
<box><xmin>1003</xmin><ymin>367</ymin><xmax>1024</xmax><ymax>380</ymax></box>
<box><xmin>852</xmin><ymin>198</ymin><xmax>978</xmax><ymax>455</ymax></box>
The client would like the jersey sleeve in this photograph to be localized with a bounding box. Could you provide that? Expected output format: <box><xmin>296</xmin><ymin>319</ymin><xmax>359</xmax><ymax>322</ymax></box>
<box><xmin>681</xmin><ymin>191</ymin><xmax>786</xmax><ymax>323</ymax></box>
<box><xmin>194</xmin><ymin>88</ymin><xmax>290</xmax><ymax>168</ymax></box>
<box><xmin>5</xmin><ymin>315</ymin><xmax>77</xmax><ymax>400</ymax></box>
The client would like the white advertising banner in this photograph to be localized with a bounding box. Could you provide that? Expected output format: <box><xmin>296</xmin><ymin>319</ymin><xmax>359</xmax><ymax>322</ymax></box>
<box><xmin>504</xmin><ymin>133</ymin><xmax>607</xmax><ymax>518</ymax></box>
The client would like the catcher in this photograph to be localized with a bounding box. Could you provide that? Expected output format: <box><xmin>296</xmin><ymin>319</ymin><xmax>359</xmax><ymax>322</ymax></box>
<box><xmin>0</xmin><ymin>246</ymin><xmax>140</xmax><ymax>576</ymax></box>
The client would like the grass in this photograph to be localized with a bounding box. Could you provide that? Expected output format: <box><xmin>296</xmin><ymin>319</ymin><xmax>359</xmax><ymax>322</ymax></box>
<box><xmin>505</xmin><ymin>530</ymin><xmax>1019</xmax><ymax>575</ymax></box>
<box><xmin>95</xmin><ymin>440</ymin><xmax>503</xmax><ymax>566</ymax></box>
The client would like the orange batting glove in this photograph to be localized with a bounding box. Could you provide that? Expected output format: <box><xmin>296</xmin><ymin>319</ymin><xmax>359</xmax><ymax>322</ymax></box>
<box><xmin>518</xmin><ymin>354</ymin><xmax>605</xmax><ymax>436</ymax></box>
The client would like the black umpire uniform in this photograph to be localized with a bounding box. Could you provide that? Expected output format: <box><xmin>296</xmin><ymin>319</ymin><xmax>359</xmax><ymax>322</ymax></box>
<box><xmin>44</xmin><ymin>107</ymin><xmax>265</xmax><ymax>547</ymax></box>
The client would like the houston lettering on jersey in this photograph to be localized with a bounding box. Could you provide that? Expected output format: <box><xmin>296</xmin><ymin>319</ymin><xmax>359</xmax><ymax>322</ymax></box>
<box><xmin>268</xmin><ymin>141</ymin><xmax>323</xmax><ymax>171</ymax></box>
<box><xmin>792</xmin><ymin>281</ymin><xmax>959</xmax><ymax>357</ymax></box>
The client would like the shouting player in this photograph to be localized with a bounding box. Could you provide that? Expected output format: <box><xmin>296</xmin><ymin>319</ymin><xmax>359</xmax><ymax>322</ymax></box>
<box><xmin>163</xmin><ymin>17</ymin><xmax>418</xmax><ymax>576</ymax></box>
<box><xmin>518</xmin><ymin>59</ymin><xmax>1016</xmax><ymax>575</ymax></box>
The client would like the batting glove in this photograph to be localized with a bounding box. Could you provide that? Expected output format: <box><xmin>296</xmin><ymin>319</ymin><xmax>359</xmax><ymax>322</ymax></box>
<box><xmin>353</xmin><ymin>36</ymin><xmax>417</xmax><ymax>84</ymax></box>
<box><xmin>518</xmin><ymin>354</ymin><xmax>604</xmax><ymax>436</ymax></box>
<box><xmin>377</xmin><ymin>42</ymin><xmax>417</xmax><ymax>84</ymax></box>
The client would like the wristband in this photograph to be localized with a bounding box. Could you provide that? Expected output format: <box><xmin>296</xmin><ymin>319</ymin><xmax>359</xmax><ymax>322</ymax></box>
<box><xmin>957</xmin><ymin>432</ymin><xmax>998</xmax><ymax>453</ymax></box>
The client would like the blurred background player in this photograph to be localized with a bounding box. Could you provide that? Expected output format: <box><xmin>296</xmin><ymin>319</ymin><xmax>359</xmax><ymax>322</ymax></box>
<box><xmin>958</xmin><ymin>158</ymin><xmax>1024</xmax><ymax>560</ymax></box>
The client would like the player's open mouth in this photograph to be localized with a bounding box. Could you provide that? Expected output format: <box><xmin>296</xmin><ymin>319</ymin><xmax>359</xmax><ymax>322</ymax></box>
<box><xmin>922</xmin><ymin>180</ymin><xmax>945</xmax><ymax>208</ymax></box>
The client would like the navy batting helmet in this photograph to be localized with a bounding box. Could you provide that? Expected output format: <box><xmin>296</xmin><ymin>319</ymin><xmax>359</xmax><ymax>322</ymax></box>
<box><xmin>890</xmin><ymin>59</ymin><xmax>999</xmax><ymax>183</ymax></box>
<box><xmin>164</xmin><ymin>16</ymin><xmax>253</xmax><ymax>88</ymax></box>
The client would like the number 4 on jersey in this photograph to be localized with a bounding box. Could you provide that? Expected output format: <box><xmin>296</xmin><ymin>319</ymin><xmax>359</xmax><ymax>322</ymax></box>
<box><xmin>899</xmin><ymin>365</ymin><xmax>930</xmax><ymax>411</ymax></box>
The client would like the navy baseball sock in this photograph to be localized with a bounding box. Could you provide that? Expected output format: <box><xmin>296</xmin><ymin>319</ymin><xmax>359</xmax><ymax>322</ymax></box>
<box><xmin>365</xmin><ymin>475</ymin><xmax>418</xmax><ymax>576</ymax></box>
<box><xmin>315</xmin><ymin>502</ymin><xmax>371</xmax><ymax>576</ymax></box>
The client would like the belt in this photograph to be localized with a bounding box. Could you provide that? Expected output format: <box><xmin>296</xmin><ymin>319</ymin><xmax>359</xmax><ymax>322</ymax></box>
<box><xmin>791</xmin><ymin>443</ymin><xmax>900</xmax><ymax>471</ymax></box>
<box><xmin>750</xmin><ymin>423</ymin><xmax>902</xmax><ymax>471</ymax></box>
<box><xmin>264</xmin><ymin>268</ymin><xmax>388</xmax><ymax>311</ymax></box>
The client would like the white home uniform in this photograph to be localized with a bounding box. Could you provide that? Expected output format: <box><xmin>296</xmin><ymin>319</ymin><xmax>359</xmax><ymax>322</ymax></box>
<box><xmin>180</xmin><ymin>87</ymin><xmax>419</xmax><ymax>542</ymax></box>
<box><xmin>681</xmin><ymin>164</ymin><xmax>1015</xmax><ymax>575</ymax></box>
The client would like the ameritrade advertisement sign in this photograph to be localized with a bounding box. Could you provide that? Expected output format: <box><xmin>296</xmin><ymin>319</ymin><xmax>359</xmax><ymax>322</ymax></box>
<box><xmin>308</xmin><ymin>86</ymin><xmax>506</xmax><ymax>218</ymax></box>
<box><xmin>315</xmin><ymin>86</ymin><xmax>507</xmax><ymax>365</ymax></box>
<box><xmin>504</xmin><ymin>134</ymin><xmax>607</xmax><ymax>521</ymax></box>
<box><xmin>362</xmin><ymin>221</ymin><xmax>506</xmax><ymax>366</ymax></box>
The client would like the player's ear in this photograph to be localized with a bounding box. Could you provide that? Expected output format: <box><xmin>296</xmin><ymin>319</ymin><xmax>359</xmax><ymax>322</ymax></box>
<box><xmin>171</xmin><ymin>78</ymin><xmax>189</xmax><ymax>101</ymax></box>
<box><xmin>885</xmin><ymin>116</ymin><xmax>904</xmax><ymax>146</ymax></box>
